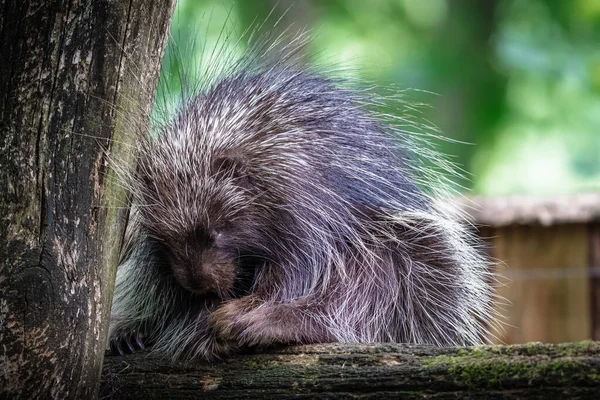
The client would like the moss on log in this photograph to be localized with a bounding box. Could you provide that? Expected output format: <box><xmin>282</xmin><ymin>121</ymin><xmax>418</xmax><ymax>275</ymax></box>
<box><xmin>101</xmin><ymin>341</ymin><xmax>600</xmax><ymax>399</ymax></box>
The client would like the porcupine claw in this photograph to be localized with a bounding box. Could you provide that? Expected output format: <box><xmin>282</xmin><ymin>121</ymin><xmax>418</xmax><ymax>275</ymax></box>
<box><xmin>110</xmin><ymin>331</ymin><xmax>146</xmax><ymax>355</ymax></box>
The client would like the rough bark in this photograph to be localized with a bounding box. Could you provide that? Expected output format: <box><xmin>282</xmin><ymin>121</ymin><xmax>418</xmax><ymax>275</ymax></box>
<box><xmin>0</xmin><ymin>0</ymin><xmax>175</xmax><ymax>398</ymax></box>
<box><xmin>101</xmin><ymin>342</ymin><xmax>600</xmax><ymax>399</ymax></box>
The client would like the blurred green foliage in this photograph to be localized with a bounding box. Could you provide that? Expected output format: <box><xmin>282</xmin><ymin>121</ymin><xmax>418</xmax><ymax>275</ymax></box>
<box><xmin>163</xmin><ymin>0</ymin><xmax>600</xmax><ymax>195</ymax></box>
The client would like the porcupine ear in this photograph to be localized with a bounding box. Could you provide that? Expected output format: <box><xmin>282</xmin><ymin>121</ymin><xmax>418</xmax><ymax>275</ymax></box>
<box><xmin>213</xmin><ymin>155</ymin><xmax>252</xmax><ymax>188</ymax></box>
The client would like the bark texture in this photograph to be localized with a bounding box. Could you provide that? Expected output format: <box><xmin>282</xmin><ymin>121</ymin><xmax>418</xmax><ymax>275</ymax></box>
<box><xmin>101</xmin><ymin>342</ymin><xmax>600</xmax><ymax>399</ymax></box>
<box><xmin>0</xmin><ymin>0</ymin><xmax>175</xmax><ymax>398</ymax></box>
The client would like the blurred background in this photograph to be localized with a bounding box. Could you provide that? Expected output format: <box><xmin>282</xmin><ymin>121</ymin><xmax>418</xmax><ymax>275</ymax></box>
<box><xmin>163</xmin><ymin>0</ymin><xmax>600</xmax><ymax>345</ymax></box>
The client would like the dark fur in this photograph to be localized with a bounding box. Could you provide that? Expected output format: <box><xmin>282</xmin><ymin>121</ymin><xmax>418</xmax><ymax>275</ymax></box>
<box><xmin>109</xmin><ymin>57</ymin><xmax>498</xmax><ymax>360</ymax></box>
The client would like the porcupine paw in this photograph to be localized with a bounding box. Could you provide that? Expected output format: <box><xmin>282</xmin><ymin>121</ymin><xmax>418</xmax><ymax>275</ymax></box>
<box><xmin>210</xmin><ymin>296</ymin><xmax>271</xmax><ymax>347</ymax></box>
<box><xmin>109</xmin><ymin>331</ymin><xmax>148</xmax><ymax>356</ymax></box>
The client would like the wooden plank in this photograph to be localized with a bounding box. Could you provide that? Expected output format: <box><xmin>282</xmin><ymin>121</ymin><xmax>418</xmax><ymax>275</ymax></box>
<box><xmin>457</xmin><ymin>194</ymin><xmax>600</xmax><ymax>227</ymax></box>
<box><xmin>491</xmin><ymin>224</ymin><xmax>591</xmax><ymax>344</ymax></box>
<box><xmin>589</xmin><ymin>222</ymin><xmax>600</xmax><ymax>341</ymax></box>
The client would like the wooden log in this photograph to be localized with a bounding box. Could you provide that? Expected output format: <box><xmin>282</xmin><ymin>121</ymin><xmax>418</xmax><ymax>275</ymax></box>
<box><xmin>101</xmin><ymin>341</ymin><xmax>600</xmax><ymax>399</ymax></box>
<box><xmin>0</xmin><ymin>1</ymin><xmax>175</xmax><ymax>398</ymax></box>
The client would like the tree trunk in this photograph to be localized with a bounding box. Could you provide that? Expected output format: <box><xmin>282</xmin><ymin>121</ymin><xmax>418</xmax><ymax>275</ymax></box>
<box><xmin>101</xmin><ymin>342</ymin><xmax>600</xmax><ymax>399</ymax></box>
<box><xmin>0</xmin><ymin>1</ymin><xmax>175</xmax><ymax>398</ymax></box>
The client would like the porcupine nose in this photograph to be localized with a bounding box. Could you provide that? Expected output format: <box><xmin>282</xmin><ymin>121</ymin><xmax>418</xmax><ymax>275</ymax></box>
<box><xmin>183</xmin><ymin>251</ymin><xmax>236</xmax><ymax>296</ymax></box>
<box><xmin>187</xmin><ymin>266</ymin><xmax>219</xmax><ymax>295</ymax></box>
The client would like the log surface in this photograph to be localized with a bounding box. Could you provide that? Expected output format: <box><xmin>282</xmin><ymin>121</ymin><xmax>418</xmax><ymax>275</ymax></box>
<box><xmin>101</xmin><ymin>341</ymin><xmax>600</xmax><ymax>399</ymax></box>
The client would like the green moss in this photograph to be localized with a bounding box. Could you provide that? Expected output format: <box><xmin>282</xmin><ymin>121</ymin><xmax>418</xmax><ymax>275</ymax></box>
<box><xmin>242</xmin><ymin>358</ymin><xmax>263</xmax><ymax>369</ymax></box>
<box><xmin>521</xmin><ymin>342</ymin><xmax>546</xmax><ymax>356</ymax></box>
<box><xmin>555</xmin><ymin>340</ymin><xmax>598</xmax><ymax>357</ymax></box>
<box><xmin>451</xmin><ymin>341</ymin><xmax>600</xmax><ymax>359</ymax></box>
<box><xmin>456</xmin><ymin>349</ymin><xmax>470</xmax><ymax>357</ymax></box>
<box><xmin>587</xmin><ymin>374</ymin><xmax>600</xmax><ymax>381</ymax></box>
<box><xmin>423</xmin><ymin>343</ymin><xmax>599</xmax><ymax>389</ymax></box>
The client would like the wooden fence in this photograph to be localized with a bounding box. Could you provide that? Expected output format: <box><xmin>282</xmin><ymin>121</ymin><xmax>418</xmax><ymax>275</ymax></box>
<box><xmin>459</xmin><ymin>193</ymin><xmax>600</xmax><ymax>345</ymax></box>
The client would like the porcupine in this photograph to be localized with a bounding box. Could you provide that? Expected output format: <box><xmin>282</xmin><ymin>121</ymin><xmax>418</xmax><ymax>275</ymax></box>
<box><xmin>108</xmin><ymin>31</ymin><xmax>498</xmax><ymax>361</ymax></box>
